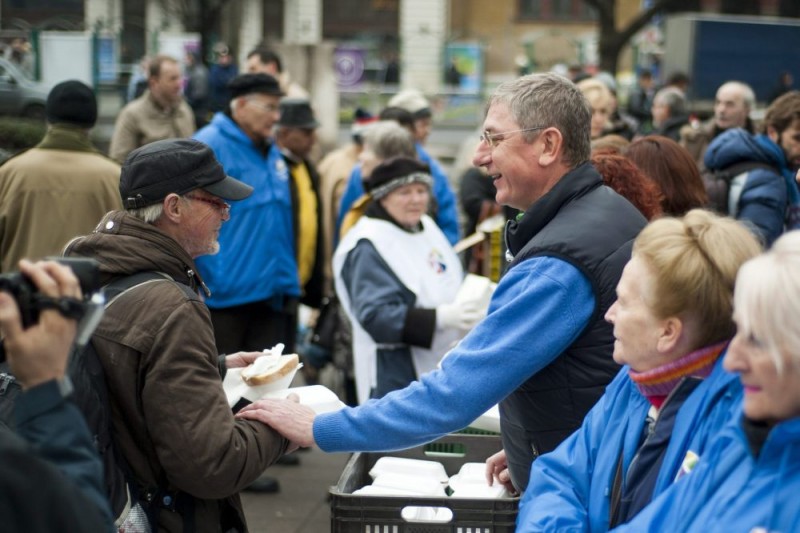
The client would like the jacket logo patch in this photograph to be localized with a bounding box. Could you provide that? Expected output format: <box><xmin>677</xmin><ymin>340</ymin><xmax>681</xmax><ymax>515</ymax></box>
<box><xmin>428</xmin><ymin>249</ymin><xmax>447</xmax><ymax>274</ymax></box>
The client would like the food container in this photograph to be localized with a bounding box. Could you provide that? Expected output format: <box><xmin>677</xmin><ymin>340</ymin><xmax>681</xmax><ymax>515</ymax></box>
<box><xmin>330</xmin><ymin>434</ymin><xmax>519</xmax><ymax>533</ymax></box>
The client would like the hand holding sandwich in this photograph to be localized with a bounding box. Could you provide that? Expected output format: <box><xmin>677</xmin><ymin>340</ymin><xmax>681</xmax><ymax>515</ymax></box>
<box><xmin>225</xmin><ymin>351</ymin><xmax>264</xmax><ymax>369</ymax></box>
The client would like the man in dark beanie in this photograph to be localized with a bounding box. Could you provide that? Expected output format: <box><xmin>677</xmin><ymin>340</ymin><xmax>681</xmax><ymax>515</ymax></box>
<box><xmin>0</xmin><ymin>79</ymin><xmax>122</xmax><ymax>272</ymax></box>
<box><xmin>193</xmin><ymin>73</ymin><xmax>297</xmax><ymax>492</ymax></box>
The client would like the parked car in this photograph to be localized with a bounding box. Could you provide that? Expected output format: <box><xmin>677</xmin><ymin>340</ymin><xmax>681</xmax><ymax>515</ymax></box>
<box><xmin>0</xmin><ymin>57</ymin><xmax>49</xmax><ymax>120</ymax></box>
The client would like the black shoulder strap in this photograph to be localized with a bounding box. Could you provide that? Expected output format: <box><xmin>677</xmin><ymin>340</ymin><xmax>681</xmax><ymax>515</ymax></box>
<box><xmin>103</xmin><ymin>272</ymin><xmax>198</xmax><ymax>305</ymax></box>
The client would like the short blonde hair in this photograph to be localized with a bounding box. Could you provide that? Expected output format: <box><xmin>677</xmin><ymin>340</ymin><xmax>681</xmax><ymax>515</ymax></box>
<box><xmin>633</xmin><ymin>209</ymin><xmax>762</xmax><ymax>348</ymax></box>
<box><xmin>734</xmin><ymin>231</ymin><xmax>800</xmax><ymax>373</ymax></box>
<box><xmin>577</xmin><ymin>78</ymin><xmax>613</xmax><ymax>112</ymax></box>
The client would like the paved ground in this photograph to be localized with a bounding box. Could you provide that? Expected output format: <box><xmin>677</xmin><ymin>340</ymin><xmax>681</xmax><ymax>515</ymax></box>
<box><xmin>240</xmin><ymin>445</ymin><xmax>350</xmax><ymax>533</ymax></box>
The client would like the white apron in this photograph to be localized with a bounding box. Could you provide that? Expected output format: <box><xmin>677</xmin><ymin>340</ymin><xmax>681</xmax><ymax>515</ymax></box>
<box><xmin>334</xmin><ymin>215</ymin><xmax>464</xmax><ymax>404</ymax></box>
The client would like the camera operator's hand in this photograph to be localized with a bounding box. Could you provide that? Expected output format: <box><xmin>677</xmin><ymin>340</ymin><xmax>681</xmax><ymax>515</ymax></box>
<box><xmin>0</xmin><ymin>259</ymin><xmax>81</xmax><ymax>390</ymax></box>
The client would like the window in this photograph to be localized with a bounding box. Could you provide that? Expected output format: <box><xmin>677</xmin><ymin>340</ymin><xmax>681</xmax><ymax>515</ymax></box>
<box><xmin>518</xmin><ymin>0</ymin><xmax>597</xmax><ymax>22</ymax></box>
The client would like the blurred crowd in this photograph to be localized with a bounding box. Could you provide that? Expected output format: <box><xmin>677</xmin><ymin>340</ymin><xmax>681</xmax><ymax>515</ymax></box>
<box><xmin>0</xmin><ymin>44</ymin><xmax>799</xmax><ymax>533</ymax></box>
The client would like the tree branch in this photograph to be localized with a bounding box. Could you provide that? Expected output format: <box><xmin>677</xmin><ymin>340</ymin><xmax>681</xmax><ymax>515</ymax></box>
<box><xmin>617</xmin><ymin>0</ymin><xmax>684</xmax><ymax>43</ymax></box>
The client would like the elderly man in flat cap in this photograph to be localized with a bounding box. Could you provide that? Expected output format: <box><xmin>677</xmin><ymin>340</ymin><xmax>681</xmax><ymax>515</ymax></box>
<box><xmin>193</xmin><ymin>74</ymin><xmax>304</xmax><ymax>490</ymax></box>
<box><xmin>64</xmin><ymin>138</ymin><xmax>291</xmax><ymax>532</ymax></box>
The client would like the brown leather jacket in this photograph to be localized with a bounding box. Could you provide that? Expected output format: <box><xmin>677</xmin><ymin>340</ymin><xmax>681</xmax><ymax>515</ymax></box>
<box><xmin>65</xmin><ymin>211</ymin><xmax>289</xmax><ymax>532</ymax></box>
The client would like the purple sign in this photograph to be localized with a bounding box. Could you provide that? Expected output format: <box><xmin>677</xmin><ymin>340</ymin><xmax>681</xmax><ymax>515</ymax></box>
<box><xmin>334</xmin><ymin>46</ymin><xmax>366</xmax><ymax>87</ymax></box>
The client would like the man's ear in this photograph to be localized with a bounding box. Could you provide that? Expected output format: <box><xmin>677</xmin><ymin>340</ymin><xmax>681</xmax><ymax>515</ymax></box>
<box><xmin>538</xmin><ymin>128</ymin><xmax>564</xmax><ymax>167</ymax></box>
<box><xmin>766</xmin><ymin>125</ymin><xmax>780</xmax><ymax>144</ymax></box>
<box><xmin>161</xmin><ymin>194</ymin><xmax>184</xmax><ymax>224</ymax></box>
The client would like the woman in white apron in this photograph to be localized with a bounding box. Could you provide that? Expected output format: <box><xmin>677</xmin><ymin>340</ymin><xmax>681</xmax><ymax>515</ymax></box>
<box><xmin>334</xmin><ymin>157</ymin><xmax>482</xmax><ymax>404</ymax></box>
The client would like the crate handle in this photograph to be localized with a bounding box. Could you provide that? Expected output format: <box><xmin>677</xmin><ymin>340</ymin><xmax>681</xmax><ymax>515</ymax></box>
<box><xmin>400</xmin><ymin>505</ymin><xmax>454</xmax><ymax>523</ymax></box>
<box><xmin>422</xmin><ymin>441</ymin><xmax>467</xmax><ymax>458</ymax></box>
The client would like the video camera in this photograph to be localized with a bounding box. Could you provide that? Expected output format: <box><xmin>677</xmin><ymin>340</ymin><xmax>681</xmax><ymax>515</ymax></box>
<box><xmin>0</xmin><ymin>257</ymin><xmax>103</xmax><ymax>332</ymax></box>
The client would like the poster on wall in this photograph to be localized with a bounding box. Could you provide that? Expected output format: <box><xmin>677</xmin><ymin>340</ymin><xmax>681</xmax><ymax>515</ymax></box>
<box><xmin>96</xmin><ymin>35</ymin><xmax>116</xmax><ymax>83</ymax></box>
<box><xmin>443</xmin><ymin>42</ymin><xmax>483</xmax><ymax>94</ymax></box>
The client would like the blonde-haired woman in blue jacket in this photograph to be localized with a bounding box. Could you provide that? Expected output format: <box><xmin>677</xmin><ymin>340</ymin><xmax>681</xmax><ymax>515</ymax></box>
<box><xmin>516</xmin><ymin>210</ymin><xmax>762</xmax><ymax>531</ymax></box>
<box><xmin>613</xmin><ymin>230</ymin><xmax>800</xmax><ymax>533</ymax></box>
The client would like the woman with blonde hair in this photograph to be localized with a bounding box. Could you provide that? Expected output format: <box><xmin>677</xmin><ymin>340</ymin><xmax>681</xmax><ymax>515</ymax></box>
<box><xmin>577</xmin><ymin>78</ymin><xmax>614</xmax><ymax>140</ymax></box>
<box><xmin>614</xmin><ymin>231</ymin><xmax>800</xmax><ymax>532</ymax></box>
<box><xmin>516</xmin><ymin>210</ymin><xmax>762</xmax><ymax>531</ymax></box>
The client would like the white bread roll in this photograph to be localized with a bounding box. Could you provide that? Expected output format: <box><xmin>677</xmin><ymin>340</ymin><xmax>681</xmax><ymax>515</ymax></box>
<box><xmin>241</xmin><ymin>353</ymin><xmax>300</xmax><ymax>386</ymax></box>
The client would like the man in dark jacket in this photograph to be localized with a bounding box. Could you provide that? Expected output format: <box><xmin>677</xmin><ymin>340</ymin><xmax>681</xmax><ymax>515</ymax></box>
<box><xmin>64</xmin><ymin>139</ymin><xmax>291</xmax><ymax>532</ymax></box>
<box><xmin>703</xmin><ymin>91</ymin><xmax>800</xmax><ymax>246</ymax></box>
<box><xmin>236</xmin><ymin>73</ymin><xmax>648</xmax><ymax>493</ymax></box>
<box><xmin>651</xmin><ymin>86</ymin><xmax>689</xmax><ymax>141</ymax></box>
<box><xmin>0</xmin><ymin>260</ymin><xmax>114</xmax><ymax>532</ymax></box>
<box><xmin>0</xmin><ymin>79</ymin><xmax>121</xmax><ymax>273</ymax></box>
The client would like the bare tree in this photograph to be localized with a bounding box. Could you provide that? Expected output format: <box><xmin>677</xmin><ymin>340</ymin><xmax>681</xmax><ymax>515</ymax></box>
<box><xmin>156</xmin><ymin>0</ymin><xmax>234</xmax><ymax>62</ymax></box>
<box><xmin>583</xmin><ymin>0</ymin><xmax>687</xmax><ymax>74</ymax></box>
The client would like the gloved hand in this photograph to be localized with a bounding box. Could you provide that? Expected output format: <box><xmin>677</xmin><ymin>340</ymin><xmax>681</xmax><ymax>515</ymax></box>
<box><xmin>436</xmin><ymin>298</ymin><xmax>487</xmax><ymax>331</ymax></box>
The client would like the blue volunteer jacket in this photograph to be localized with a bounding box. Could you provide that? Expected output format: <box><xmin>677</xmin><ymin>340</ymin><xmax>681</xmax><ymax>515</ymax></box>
<box><xmin>193</xmin><ymin>113</ymin><xmax>299</xmax><ymax>308</ymax></box>
<box><xmin>614</xmin><ymin>402</ymin><xmax>800</xmax><ymax>533</ymax></box>
<box><xmin>517</xmin><ymin>354</ymin><xmax>741</xmax><ymax>532</ymax></box>
<box><xmin>704</xmin><ymin>128</ymin><xmax>800</xmax><ymax>246</ymax></box>
<box><xmin>335</xmin><ymin>143</ymin><xmax>460</xmax><ymax>245</ymax></box>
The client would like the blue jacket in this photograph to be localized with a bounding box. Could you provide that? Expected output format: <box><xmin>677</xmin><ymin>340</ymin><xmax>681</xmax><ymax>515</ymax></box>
<box><xmin>704</xmin><ymin>128</ymin><xmax>799</xmax><ymax>246</ymax></box>
<box><xmin>194</xmin><ymin>113</ymin><xmax>299</xmax><ymax>308</ymax></box>
<box><xmin>614</xmin><ymin>403</ymin><xmax>800</xmax><ymax>533</ymax></box>
<box><xmin>517</xmin><ymin>354</ymin><xmax>741</xmax><ymax>532</ymax></box>
<box><xmin>336</xmin><ymin>144</ymin><xmax>461</xmax><ymax>245</ymax></box>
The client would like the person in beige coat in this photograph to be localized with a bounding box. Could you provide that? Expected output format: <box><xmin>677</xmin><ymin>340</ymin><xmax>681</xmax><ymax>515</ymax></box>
<box><xmin>109</xmin><ymin>54</ymin><xmax>195</xmax><ymax>163</ymax></box>
<box><xmin>0</xmin><ymin>80</ymin><xmax>121</xmax><ymax>272</ymax></box>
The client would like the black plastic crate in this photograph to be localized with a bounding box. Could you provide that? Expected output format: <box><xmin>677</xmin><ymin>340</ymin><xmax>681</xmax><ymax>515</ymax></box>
<box><xmin>330</xmin><ymin>434</ymin><xmax>519</xmax><ymax>533</ymax></box>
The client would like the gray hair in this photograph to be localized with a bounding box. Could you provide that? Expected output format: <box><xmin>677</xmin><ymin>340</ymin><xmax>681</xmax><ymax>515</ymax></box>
<box><xmin>654</xmin><ymin>87</ymin><xmax>687</xmax><ymax>116</ymax></box>
<box><xmin>127</xmin><ymin>203</ymin><xmax>164</xmax><ymax>224</ymax></box>
<box><xmin>487</xmin><ymin>73</ymin><xmax>591</xmax><ymax>168</ymax></box>
<box><xmin>229</xmin><ymin>96</ymin><xmax>242</xmax><ymax>115</ymax></box>
<box><xmin>734</xmin><ymin>231</ymin><xmax>800</xmax><ymax>373</ymax></box>
<box><xmin>363</xmin><ymin>120</ymin><xmax>416</xmax><ymax>160</ymax></box>
<box><xmin>718</xmin><ymin>81</ymin><xmax>756</xmax><ymax>111</ymax></box>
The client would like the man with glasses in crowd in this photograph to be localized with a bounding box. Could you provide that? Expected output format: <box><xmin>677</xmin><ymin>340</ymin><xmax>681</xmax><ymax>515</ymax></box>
<box><xmin>193</xmin><ymin>73</ymin><xmax>300</xmax><ymax>492</ymax></box>
<box><xmin>236</xmin><ymin>73</ymin><xmax>647</xmax><ymax>495</ymax></box>
<box><xmin>64</xmin><ymin>138</ymin><xmax>292</xmax><ymax>531</ymax></box>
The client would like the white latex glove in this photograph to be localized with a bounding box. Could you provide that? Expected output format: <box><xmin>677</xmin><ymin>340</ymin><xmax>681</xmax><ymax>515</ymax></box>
<box><xmin>436</xmin><ymin>298</ymin><xmax>486</xmax><ymax>331</ymax></box>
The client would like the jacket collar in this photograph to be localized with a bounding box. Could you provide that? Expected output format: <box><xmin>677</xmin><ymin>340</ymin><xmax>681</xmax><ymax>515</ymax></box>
<box><xmin>66</xmin><ymin>211</ymin><xmax>208</xmax><ymax>295</ymax></box>
<box><xmin>36</xmin><ymin>124</ymin><xmax>98</xmax><ymax>153</ymax></box>
<box><xmin>505</xmin><ymin>161</ymin><xmax>601</xmax><ymax>258</ymax></box>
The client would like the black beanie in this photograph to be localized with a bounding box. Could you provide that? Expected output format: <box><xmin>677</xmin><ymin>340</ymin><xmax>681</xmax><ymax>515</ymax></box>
<box><xmin>365</xmin><ymin>157</ymin><xmax>433</xmax><ymax>200</ymax></box>
<box><xmin>46</xmin><ymin>80</ymin><xmax>97</xmax><ymax>128</ymax></box>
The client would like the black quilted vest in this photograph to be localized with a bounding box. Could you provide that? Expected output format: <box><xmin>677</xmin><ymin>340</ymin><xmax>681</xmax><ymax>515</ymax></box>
<box><xmin>500</xmin><ymin>162</ymin><xmax>646</xmax><ymax>491</ymax></box>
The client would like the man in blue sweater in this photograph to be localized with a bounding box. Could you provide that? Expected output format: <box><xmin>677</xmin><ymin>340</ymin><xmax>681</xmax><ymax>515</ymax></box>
<box><xmin>237</xmin><ymin>73</ymin><xmax>646</xmax><ymax>492</ymax></box>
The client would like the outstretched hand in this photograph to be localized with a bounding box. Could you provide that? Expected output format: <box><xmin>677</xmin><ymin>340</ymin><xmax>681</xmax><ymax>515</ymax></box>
<box><xmin>236</xmin><ymin>395</ymin><xmax>317</xmax><ymax>448</ymax></box>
